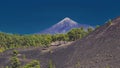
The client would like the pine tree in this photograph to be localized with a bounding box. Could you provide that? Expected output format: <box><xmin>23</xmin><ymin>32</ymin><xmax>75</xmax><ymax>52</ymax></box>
<box><xmin>10</xmin><ymin>50</ymin><xmax>21</xmax><ymax>68</ymax></box>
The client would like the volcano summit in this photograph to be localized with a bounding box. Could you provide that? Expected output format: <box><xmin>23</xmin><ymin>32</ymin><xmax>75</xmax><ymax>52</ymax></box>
<box><xmin>40</xmin><ymin>17</ymin><xmax>92</xmax><ymax>34</ymax></box>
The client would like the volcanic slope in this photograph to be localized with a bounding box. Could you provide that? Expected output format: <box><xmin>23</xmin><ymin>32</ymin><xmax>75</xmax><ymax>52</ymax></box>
<box><xmin>46</xmin><ymin>17</ymin><xmax>120</xmax><ymax>68</ymax></box>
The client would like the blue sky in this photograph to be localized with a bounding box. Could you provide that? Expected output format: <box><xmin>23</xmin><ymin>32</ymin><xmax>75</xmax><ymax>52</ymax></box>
<box><xmin>0</xmin><ymin>0</ymin><xmax>120</xmax><ymax>34</ymax></box>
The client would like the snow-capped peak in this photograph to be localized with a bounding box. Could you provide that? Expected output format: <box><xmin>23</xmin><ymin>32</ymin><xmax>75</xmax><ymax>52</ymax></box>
<box><xmin>64</xmin><ymin>17</ymin><xmax>71</xmax><ymax>20</ymax></box>
<box><xmin>57</xmin><ymin>17</ymin><xmax>78</xmax><ymax>25</ymax></box>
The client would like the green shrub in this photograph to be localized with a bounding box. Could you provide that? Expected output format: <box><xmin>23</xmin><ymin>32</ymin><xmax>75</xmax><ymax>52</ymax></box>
<box><xmin>106</xmin><ymin>65</ymin><xmax>110</xmax><ymax>68</ymax></box>
<box><xmin>48</xmin><ymin>60</ymin><xmax>55</xmax><ymax>68</ymax></box>
<box><xmin>0</xmin><ymin>47</ymin><xmax>5</xmax><ymax>53</ymax></box>
<box><xmin>108</xmin><ymin>19</ymin><xmax>112</xmax><ymax>25</ymax></box>
<box><xmin>23</xmin><ymin>60</ymin><xmax>40</xmax><ymax>68</ymax></box>
<box><xmin>75</xmin><ymin>62</ymin><xmax>80</xmax><ymax>68</ymax></box>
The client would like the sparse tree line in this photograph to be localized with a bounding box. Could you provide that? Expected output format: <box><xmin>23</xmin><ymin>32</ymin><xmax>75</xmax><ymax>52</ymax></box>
<box><xmin>4</xmin><ymin>50</ymin><xmax>41</xmax><ymax>68</ymax></box>
<box><xmin>4</xmin><ymin>50</ymin><xmax>110</xmax><ymax>68</ymax></box>
<box><xmin>0</xmin><ymin>27</ymin><xmax>94</xmax><ymax>52</ymax></box>
<box><xmin>4</xmin><ymin>50</ymin><xmax>55</xmax><ymax>68</ymax></box>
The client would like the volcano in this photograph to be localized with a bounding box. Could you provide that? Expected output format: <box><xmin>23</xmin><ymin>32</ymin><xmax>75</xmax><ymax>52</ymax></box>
<box><xmin>40</xmin><ymin>17</ymin><xmax>92</xmax><ymax>34</ymax></box>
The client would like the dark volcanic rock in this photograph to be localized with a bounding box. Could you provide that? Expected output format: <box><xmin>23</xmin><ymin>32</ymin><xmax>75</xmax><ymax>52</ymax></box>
<box><xmin>47</xmin><ymin>17</ymin><xmax>120</xmax><ymax>68</ymax></box>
